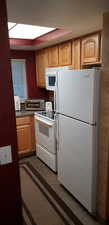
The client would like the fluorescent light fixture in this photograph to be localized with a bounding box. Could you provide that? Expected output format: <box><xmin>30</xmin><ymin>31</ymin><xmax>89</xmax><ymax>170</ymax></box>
<box><xmin>8</xmin><ymin>22</ymin><xmax>16</xmax><ymax>30</ymax></box>
<box><xmin>9</xmin><ymin>24</ymin><xmax>56</xmax><ymax>39</ymax></box>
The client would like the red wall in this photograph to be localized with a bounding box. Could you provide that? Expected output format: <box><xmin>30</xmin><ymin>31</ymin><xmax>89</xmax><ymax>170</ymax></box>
<box><xmin>0</xmin><ymin>1</ymin><xmax>22</xmax><ymax>224</ymax></box>
<box><xmin>10</xmin><ymin>50</ymin><xmax>49</xmax><ymax>99</ymax></box>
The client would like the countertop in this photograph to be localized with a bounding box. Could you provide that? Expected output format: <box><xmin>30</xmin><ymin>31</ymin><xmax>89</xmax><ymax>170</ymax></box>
<box><xmin>16</xmin><ymin>110</ymin><xmax>35</xmax><ymax>117</ymax></box>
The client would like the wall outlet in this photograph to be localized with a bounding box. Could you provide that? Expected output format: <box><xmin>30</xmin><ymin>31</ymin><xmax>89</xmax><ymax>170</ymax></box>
<box><xmin>0</xmin><ymin>145</ymin><xmax>12</xmax><ymax>165</ymax></box>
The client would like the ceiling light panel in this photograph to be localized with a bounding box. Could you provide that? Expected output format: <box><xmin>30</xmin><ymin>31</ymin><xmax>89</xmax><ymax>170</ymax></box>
<box><xmin>8</xmin><ymin>22</ymin><xmax>16</xmax><ymax>30</ymax></box>
<box><xmin>9</xmin><ymin>24</ymin><xmax>56</xmax><ymax>39</ymax></box>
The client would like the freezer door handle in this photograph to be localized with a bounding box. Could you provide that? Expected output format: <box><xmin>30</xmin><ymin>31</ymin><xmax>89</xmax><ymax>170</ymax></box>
<box><xmin>54</xmin><ymin>90</ymin><xmax>56</xmax><ymax>112</ymax></box>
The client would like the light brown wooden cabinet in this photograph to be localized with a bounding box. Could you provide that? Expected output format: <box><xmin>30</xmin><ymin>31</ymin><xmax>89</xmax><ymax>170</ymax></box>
<box><xmin>36</xmin><ymin>32</ymin><xmax>102</xmax><ymax>88</ymax></box>
<box><xmin>36</xmin><ymin>49</ymin><xmax>48</xmax><ymax>88</ymax></box>
<box><xmin>81</xmin><ymin>33</ymin><xmax>100</xmax><ymax>65</ymax></box>
<box><xmin>59</xmin><ymin>41</ymin><xmax>72</xmax><ymax>66</ymax></box>
<box><xmin>72</xmin><ymin>39</ymin><xmax>81</xmax><ymax>69</ymax></box>
<box><xmin>16</xmin><ymin>116</ymin><xmax>36</xmax><ymax>156</ymax></box>
<box><xmin>48</xmin><ymin>45</ymin><xmax>59</xmax><ymax>67</ymax></box>
<box><xmin>100</xmin><ymin>33</ymin><xmax>102</xmax><ymax>63</ymax></box>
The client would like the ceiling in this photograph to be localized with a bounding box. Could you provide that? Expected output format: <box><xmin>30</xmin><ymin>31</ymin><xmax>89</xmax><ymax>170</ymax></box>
<box><xmin>6</xmin><ymin>0</ymin><xmax>109</xmax><ymax>49</ymax></box>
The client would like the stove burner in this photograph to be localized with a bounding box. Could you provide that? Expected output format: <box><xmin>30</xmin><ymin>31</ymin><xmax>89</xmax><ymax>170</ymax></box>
<box><xmin>38</xmin><ymin>111</ymin><xmax>55</xmax><ymax>120</ymax></box>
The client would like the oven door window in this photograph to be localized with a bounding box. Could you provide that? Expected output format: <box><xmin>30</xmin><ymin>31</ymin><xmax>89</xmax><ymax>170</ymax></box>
<box><xmin>39</xmin><ymin>123</ymin><xmax>49</xmax><ymax>137</ymax></box>
<box><xmin>48</xmin><ymin>76</ymin><xmax>56</xmax><ymax>86</ymax></box>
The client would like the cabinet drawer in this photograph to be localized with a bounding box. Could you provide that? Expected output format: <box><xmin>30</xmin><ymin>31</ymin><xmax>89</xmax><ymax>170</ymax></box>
<box><xmin>16</xmin><ymin>116</ymin><xmax>31</xmax><ymax>126</ymax></box>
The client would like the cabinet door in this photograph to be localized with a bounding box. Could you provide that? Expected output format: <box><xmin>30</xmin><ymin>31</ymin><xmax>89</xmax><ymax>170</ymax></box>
<box><xmin>16</xmin><ymin>116</ymin><xmax>36</xmax><ymax>155</ymax></box>
<box><xmin>59</xmin><ymin>41</ymin><xmax>72</xmax><ymax>66</ymax></box>
<box><xmin>48</xmin><ymin>45</ymin><xmax>59</xmax><ymax>66</ymax></box>
<box><xmin>30</xmin><ymin>116</ymin><xmax>36</xmax><ymax>152</ymax></box>
<box><xmin>81</xmin><ymin>33</ymin><xmax>100</xmax><ymax>65</ymax></box>
<box><xmin>72</xmin><ymin>39</ymin><xmax>81</xmax><ymax>69</ymax></box>
<box><xmin>17</xmin><ymin>124</ymin><xmax>32</xmax><ymax>154</ymax></box>
<box><xmin>100</xmin><ymin>33</ymin><xmax>102</xmax><ymax>63</ymax></box>
<box><xmin>36</xmin><ymin>49</ymin><xmax>48</xmax><ymax>88</ymax></box>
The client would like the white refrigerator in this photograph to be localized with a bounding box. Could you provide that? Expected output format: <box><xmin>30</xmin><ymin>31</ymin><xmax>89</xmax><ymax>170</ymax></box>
<box><xmin>56</xmin><ymin>68</ymin><xmax>100</xmax><ymax>213</ymax></box>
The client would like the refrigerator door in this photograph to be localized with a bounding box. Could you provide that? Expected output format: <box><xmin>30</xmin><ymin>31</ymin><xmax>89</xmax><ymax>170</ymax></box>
<box><xmin>56</xmin><ymin>69</ymin><xmax>100</xmax><ymax>124</ymax></box>
<box><xmin>57</xmin><ymin>114</ymin><xmax>98</xmax><ymax>213</ymax></box>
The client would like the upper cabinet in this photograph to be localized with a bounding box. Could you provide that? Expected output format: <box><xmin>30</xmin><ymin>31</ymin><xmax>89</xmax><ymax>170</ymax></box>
<box><xmin>36</xmin><ymin>49</ymin><xmax>48</xmax><ymax>88</ymax></box>
<box><xmin>81</xmin><ymin>33</ymin><xmax>100</xmax><ymax>65</ymax></box>
<box><xmin>36</xmin><ymin>32</ymin><xmax>102</xmax><ymax>88</ymax></box>
<box><xmin>72</xmin><ymin>39</ymin><xmax>81</xmax><ymax>69</ymax></box>
<box><xmin>59</xmin><ymin>41</ymin><xmax>72</xmax><ymax>66</ymax></box>
<box><xmin>48</xmin><ymin>45</ymin><xmax>59</xmax><ymax>67</ymax></box>
<box><xmin>100</xmin><ymin>32</ymin><xmax>102</xmax><ymax>63</ymax></box>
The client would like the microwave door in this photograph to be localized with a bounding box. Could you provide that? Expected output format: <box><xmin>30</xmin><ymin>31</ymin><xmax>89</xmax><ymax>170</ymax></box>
<box><xmin>49</xmin><ymin>76</ymin><xmax>56</xmax><ymax>86</ymax></box>
<box><xmin>46</xmin><ymin>71</ymin><xmax>57</xmax><ymax>91</ymax></box>
<box><xmin>48</xmin><ymin>76</ymin><xmax>56</xmax><ymax>91</ymax></box>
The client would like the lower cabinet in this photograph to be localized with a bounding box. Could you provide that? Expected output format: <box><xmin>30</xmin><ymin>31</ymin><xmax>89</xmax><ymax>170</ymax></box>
<box><xmin>16</xmin><ymin>116</ymin><xmax>36</xmax><ymax>156</ymax></box>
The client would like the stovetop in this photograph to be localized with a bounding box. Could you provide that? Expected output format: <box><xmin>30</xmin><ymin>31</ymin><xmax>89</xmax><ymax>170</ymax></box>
<box><xmin>36</xmin><ymin>111</ymin><xmax>55</xmax><ymax>120</ymax></box>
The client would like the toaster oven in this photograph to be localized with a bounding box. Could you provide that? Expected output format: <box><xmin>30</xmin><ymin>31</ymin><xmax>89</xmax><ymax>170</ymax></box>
<box><xmin>25</xmin><ymin>99</ymin><xmax>45</xmax><ymax>111</ymax></box>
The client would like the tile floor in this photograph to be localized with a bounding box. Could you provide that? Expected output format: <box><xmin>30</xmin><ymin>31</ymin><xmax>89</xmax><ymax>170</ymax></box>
<box><xmin>21</xmin><ymin>155</ymin><xmax>102</xmax><ymax>225</ymax></box>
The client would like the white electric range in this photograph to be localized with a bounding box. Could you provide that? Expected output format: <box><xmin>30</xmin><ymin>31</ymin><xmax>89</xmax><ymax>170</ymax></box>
<box><xmin>34</xmin><ymin>111</ymin><xmax>57</xmax><ymax>172</ymax></box>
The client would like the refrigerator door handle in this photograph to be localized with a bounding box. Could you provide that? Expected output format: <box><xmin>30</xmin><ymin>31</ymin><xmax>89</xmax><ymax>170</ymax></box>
<box><xmin>55</xmin><ymin>77</ymin><xmax>59</xmax><ymax>113</ymax></box>
<box><xmin>55</xmin><ymin>114</ymin><xmax>59</xmax><ymax>152</ymax></box>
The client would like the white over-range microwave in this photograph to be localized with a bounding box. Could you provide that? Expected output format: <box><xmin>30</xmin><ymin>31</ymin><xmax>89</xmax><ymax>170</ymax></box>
<box><xmin>45</xmin><ymin>66</ymin><xmax>73</xmax><ymax>91</ymax></box>
<box><xmin>45</xmin><ymin>70</ymin><xmax>57</xmax><ymax>91</ymax></box>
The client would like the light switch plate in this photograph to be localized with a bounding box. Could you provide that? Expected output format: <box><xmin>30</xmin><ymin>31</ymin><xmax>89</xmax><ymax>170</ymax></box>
<box><xmin>0</xmin><ymin>145</ymin><xmax>12</xmax><ymax>165</ymax></box>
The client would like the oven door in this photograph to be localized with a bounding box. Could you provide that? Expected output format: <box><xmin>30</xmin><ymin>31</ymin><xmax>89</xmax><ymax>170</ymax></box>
<box><xmin>35</xmin><ymin>117</ymin><xmax>56</xmax><ymax>154</ymax></box>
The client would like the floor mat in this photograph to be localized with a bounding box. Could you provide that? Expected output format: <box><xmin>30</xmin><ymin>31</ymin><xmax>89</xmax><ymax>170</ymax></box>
<box><xmin>20</xmin><ymin>162</ymin><xmax>84</xmax><ymax>225</ymax></box>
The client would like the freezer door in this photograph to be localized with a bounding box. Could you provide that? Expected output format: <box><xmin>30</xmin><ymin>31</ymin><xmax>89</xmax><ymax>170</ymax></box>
<box><xmin>56</xmin><ymin>69</ymin><xmax>100</xmax><ymax>124</ymax></box>
<box><xmin>57</xmin><ymin>114</ymin><xmax>98</xmax><ymax>213</ymax></box>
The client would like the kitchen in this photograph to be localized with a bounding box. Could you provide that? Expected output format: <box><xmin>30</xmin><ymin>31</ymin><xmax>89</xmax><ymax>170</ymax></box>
<box><xmin>10</xmin><ymin>34</ymin><xmax>103</xmax><ymax>224</ymax></box>
<box><xmin>2</xmin><ymin>0</ymin><xmax>109</xmax><ymax>225</ymax></box>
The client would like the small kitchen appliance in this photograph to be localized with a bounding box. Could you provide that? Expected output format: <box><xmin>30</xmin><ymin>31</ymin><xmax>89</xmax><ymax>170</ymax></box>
<box><xmin>14</xmin><ymin>96</ymin><xmax>20</xmax><ymax>111</ymax></box>
<box><xmin>25</xmin><ymin>99</ymin><xmax>45</xmax><ymax>111</ymax></box>
<box><xmin>45</xmin><ymin>66</ymin><xmax>73</xmax><ymax>91</ymax></box>
<box><xmin>45</xmin><ymin>101</ymin><xmax>53</xmax><ymax>111</ymax></box>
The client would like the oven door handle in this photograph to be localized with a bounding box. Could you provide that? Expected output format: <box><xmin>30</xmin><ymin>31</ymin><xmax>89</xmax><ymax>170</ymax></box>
<box><xmin>35</xmin><ymin>117</ymin><xmax>53</xmax><ymax>127</ymax></box>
